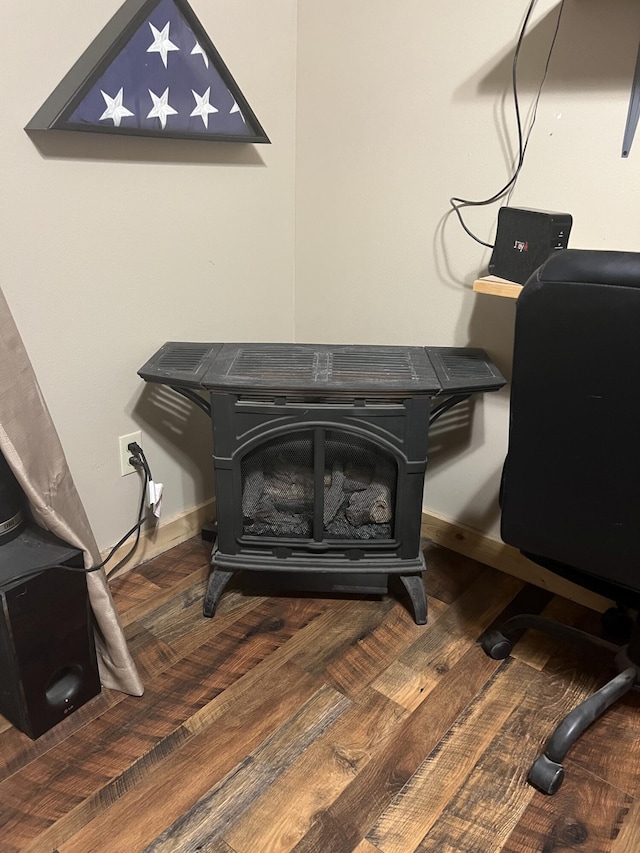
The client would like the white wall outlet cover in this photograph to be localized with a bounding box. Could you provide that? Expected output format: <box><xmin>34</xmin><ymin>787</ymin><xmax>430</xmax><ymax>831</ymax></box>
<box><xmin>119</xmin><ymin>431</ymin><xmax>142</xmax><ymax>476</ymax></box>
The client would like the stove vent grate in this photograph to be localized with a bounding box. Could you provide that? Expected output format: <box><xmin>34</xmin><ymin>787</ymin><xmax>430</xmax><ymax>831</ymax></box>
<box><xmin>438</xmin><ymin>351</ymin><xmax>495</xmax><ymax>380</ymax></box>
<box><xmin>158</xmin><ymin>344</ymin><xmax>212</xmax><ymax>372</ymax></box>
<box><xmin>329</xmin><ymin>351</ymin><xmax>417</xmax><ymax>382</ymax></box>
<box><xmin>229</xmin><ymin>347</ymin><xmax>319</xmax><ymax>381</ymax></box>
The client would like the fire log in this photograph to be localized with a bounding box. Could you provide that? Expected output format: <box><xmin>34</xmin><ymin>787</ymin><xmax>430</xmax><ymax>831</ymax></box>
<box><xmin>345</xmin><ymin>483</ymin><xmax>392</xmax><ymax>525</ymax></box>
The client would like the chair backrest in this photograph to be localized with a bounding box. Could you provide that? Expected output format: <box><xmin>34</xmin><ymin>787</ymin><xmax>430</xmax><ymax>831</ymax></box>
<box><xmin>500</xmin><ymin>249</ymin><xmax>640</xmax><ymax>592</ymax></box>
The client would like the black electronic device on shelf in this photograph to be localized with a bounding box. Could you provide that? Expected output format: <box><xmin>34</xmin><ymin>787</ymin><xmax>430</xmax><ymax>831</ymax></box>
<box><xmin>488</xmin><ymin>207</ymin><xmax>572</xmax><ymax>284</ymax></box>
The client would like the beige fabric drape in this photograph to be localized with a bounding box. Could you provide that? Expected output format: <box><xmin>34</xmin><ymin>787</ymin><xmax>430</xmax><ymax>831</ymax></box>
<box><xmin>0</xmin><ymin>286</ymin><xmax>143</xmax><ymax>696</ymax></box>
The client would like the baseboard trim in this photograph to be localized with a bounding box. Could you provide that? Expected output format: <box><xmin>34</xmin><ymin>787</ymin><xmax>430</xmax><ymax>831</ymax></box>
<box><xmin>421</xmin><ymin>510</ymin><xmax>611</xmax><ymax>613</ymax></box>
<box><xmin>102</xmin><ymin>498</ymin><xmax>215</xmax><ymax>576</ymax></box>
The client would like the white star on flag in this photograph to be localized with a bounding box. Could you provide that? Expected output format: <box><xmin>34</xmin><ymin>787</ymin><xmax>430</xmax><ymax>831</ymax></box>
<box><xmin>147</xmin><ymin>21</ymin><xmax>180</xmax><ymax>68</ymax></box>
<box><xmin>147</xmin><ymin>88</ymin><xmax>178</xmax><ymax>129</ymax></box>
<box><xmin>99</xmin><ymin>89</ymin><xmax>134</xmax><ymax>126</ymax></box>
<box><xmin>191</xmin><ymin>40</ymin><xmax>209</xmax><ymax>68</ymax></box>
<box><xmin>230</xmin><ymin>99</ymin><xmax>245</xmax><ymax>123</ymax></box>
<box><xmin>190</xmin><ymin>87</ymin><xmax>219</xmax><ymax>129</ymax></box>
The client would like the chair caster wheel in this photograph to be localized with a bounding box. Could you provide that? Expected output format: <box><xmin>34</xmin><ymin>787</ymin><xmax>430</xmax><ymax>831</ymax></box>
<box><xmin>480</xmin><ymin>629</ymin><xmax>512</xmax><ymax>660</ymax></box>
<box><xmin>528</xmin><ymin>754</ymin><xmax>565</xmax><ymax>795</ymax></box>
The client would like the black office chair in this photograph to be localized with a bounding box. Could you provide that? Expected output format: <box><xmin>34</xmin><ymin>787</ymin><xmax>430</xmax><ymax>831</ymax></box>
<box><xmin>480</xmin><ymin>248</ymin><xmax>640</xmax><ymax>795</ymax></box>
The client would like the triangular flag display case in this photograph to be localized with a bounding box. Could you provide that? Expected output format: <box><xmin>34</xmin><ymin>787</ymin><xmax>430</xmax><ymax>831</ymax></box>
<box><xmin>26</xmin><ymin>0</ymin><xmax>269</xmax><ymax>143</ymax></box>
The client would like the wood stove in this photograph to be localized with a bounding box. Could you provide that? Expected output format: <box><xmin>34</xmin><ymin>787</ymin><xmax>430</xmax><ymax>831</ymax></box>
<box><xmin>138</xmin><ymin>342</ymin><xmax>504</xmax><ymax>624</ymax></box>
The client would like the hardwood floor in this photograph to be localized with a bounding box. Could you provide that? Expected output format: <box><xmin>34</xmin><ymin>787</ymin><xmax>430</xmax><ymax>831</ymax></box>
<box><xmin>1</xmin><ymin>537</ymin><xmax>639</xmax><ymax>852</ymax></box>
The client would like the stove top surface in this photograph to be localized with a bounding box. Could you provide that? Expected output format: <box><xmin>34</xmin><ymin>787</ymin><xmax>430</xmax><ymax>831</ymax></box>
<box><xmin>209</xmin><ymin>343</ymin><xmax>440</xmax><ymax>393</ymax></box>
<box><xmin>138</xmin><ymin>341</ymin><xmax>505</xmax><ymax>397</ymax></box>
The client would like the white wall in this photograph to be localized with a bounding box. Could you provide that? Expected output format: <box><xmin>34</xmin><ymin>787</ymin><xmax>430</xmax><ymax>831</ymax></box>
<box><xmin>295</xmin><ymin>0</ymin><xmax>640</xmax><ymax>535</ymax></box>
<box><xmin>3</xmin><ymin>0</ymin><xmax>640</xmax><ymax>555</ymax></box>
<box><xmin>0</xmin><ymin>0</ymin><xmax>298</xmax><ymax>551</ymax></box>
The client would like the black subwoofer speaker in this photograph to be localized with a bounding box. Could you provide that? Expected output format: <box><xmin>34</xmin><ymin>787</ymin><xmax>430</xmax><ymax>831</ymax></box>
<box><xmin>0</xmin><ymin>526</ymin><xmax>101</xmax><ymax>739</ymax></box>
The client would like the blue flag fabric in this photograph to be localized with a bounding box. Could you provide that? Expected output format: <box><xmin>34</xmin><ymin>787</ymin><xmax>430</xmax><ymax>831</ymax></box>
<box><xmin>68</xmin><ymin>0</ymin><xmax>253</xmax><ymax>137</ymax></box>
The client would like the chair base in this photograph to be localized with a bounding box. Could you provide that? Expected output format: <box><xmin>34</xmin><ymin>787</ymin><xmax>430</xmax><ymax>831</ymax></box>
<box><xmin>480</xmin><ymin>612</ymin><xmax>640</xmax><ymax>794</ymax></box>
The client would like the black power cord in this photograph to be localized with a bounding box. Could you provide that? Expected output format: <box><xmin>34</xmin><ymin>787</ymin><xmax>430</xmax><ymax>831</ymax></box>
<box><xmin>105</xmin><ymin>443</ymin><xmax>152</xmax><ymax>579</ymax></box>
<box><xmin>8</xmin><ymin>443</ymin><xmax>155</xmax><ymax>585</ymax></box>
<box><xmin>449</xmin><ymin>0</ymin><xmax>566</xmax><ymax>248</ymax></box>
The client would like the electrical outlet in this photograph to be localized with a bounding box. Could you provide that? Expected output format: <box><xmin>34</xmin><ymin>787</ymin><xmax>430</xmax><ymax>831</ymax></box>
<box><xmin>119</xmin><ymin>431</ymin><xmax>142</xmax><ymax>476</ymax></box>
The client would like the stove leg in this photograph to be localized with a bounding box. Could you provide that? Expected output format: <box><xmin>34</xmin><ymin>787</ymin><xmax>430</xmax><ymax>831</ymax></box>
<box><xmin>400</xmin><ymin>574</ymin><xmax>428</xmax><ymax>625</ymax></box>
<box><xmin>203</xmin><ymin>569</ymin><xmax>234</xmax><ymax>618</ymax></box>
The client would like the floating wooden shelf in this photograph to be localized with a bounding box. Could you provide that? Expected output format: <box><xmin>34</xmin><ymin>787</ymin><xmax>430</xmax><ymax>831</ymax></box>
<box><xmin>473</xmin><ymin>276</ymin><xmax>523</xmax><ymax>299</ymax></box>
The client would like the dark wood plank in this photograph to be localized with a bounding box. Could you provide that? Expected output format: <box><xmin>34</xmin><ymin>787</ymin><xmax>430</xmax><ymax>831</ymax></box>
<box><xmin>133</xmin><ymin>538</ymin><xmax>210</xmax><ymax>588</ymax></box>
<box><xmin>411</xmin><ymin>658</ymin><xmax>606</xmax><ymax>852</ymax></box>
<box><xmin>365</xmin><ymin>658</ymin><xmax>532</xmax><ymax>853</ymax></box>
<box><xmin>612</xmin><ymin>796</ymin><xmax>640</xmax><ymax>853</ymax></box>
<box><xmin>110</xmin><ymin>537</ymin><xmax>210</xmax><ymax>623</ymax></box>
<box><xmin>290</xmin><ymin>595</ymin><xmax>397</xmax><ymax>675</ymax></box>
<box><xmin>422</xmin><ymin>540</ymin><xmax>487</xmax><ymax>605</ymax></box>
<box><xmin>372</xmin><ymin>567</ymin><xmax>522</xmax><ymax>710</ymax></box>
<box><xmin>352</xmin><ymin>841</ymin><xmax>384</xmax><ymax>853</ymax></box>
<box><xmin>289</xmin><ymin>642</ymin><xmax>502</xmax><ymax>853</ymax></box>
<box><xmin>132</xmin><ymin>571</ymin><xmax>266</xmax><ymax>662</ymax></box>
<box><xmin>293</xmin><ymin>596</ymin><xmax>444</xmax><ymax>699</ymax></box>
<box><xmin>142</xmin><ymin>684</ymin><xmax>351</xmax><ymax>852</ymax></box>
<box><xmin>502</xmin><ymin>763</ymin><xmax>634</xmax><ymax>853</ymax></box>
<box><xmin>224</xmin><ymin>688</ymin><xmax>408</xmax><ymax>852</ymax></box>
<box><xmin>115</xmin><ymin>562</ymin><xmax>210</xmax><ymax>629</ymax></box>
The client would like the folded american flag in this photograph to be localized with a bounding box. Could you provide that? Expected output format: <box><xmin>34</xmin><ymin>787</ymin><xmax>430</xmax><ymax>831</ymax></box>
<box><xmin>33</xmin><ymin>0</ymin><xmax>267</xmax><ymax>142</ymax></box>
